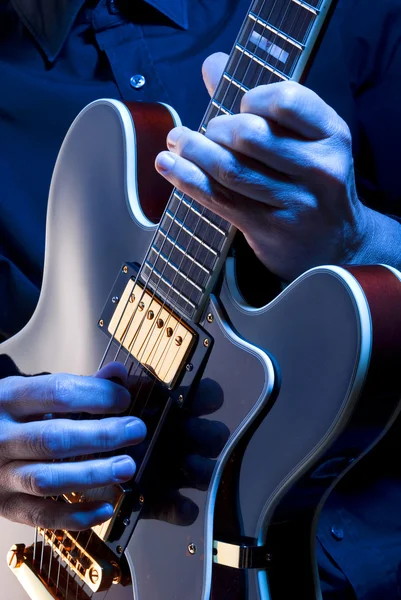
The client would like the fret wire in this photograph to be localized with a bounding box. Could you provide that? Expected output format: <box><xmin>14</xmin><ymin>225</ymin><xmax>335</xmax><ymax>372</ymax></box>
<box><xmin>223</xmin><ymin>73</ymin><xmax>250</xmax><ymax>93</ymax></box>
<box><xmin>143</xmin><ymin>266</ymin><xmax>197</xmax><ymax>309</ymax></box>
<box><xmin>170</xmin><ymin>192</ymin><xmax>227</xmax><ymax>230</ymax></box>
<box><xmin>211</xmin><ymin>100</ymin><xmax>234</xmax><ymax>115</ymax></box>
<box><xmin>291</xmin><ymin>0</ymin><xmax>319</xmax><ymax>14</ymax></box>
<box><xmin>155</xmin><ymin>234</ymin><xmax>212</xmax><ymax>274</ymax></box>
<box><xmin>164</xmin><ymin>213</ymin><xmax>220</xmax><ymax>254</ymax></box>
<box><xmin>248</xmin><ymin>12</ymin><xmax>305</xmax><ymax>49</ymax></box>
<box><xmin>148</xmin><ymin>251</ymin><xmax>204</xmax><ymax>293</ymax></box>
<box><xmin>235</xmin><ymin>44</ymin><xmax>288</xmax><ymax>80</ymax></box>
<box><xmin>137</xmin><ymin>0</ymin><xmax>332</xmax><ymax>316</ymax></box>
<box><xmin>175</xmin><ymin>193</ymin><xmax>229</xmax><ymax>235</ymax></box>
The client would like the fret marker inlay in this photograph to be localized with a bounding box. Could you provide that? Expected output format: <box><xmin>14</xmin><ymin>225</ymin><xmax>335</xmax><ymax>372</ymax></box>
<box><xmin>250</xmin><ymin>31</ymin><xmax>290</xmax><ymax>64</ymax></box>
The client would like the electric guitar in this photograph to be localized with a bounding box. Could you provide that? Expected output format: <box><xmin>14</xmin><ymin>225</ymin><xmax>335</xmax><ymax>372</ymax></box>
<box><xmin>3</xmin><ymin>0</ymin><xmax>401</xmax><ymax>598</ymax></box>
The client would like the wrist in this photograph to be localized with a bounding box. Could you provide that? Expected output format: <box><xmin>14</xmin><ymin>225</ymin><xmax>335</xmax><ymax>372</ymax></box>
<box><xmin>346</xmin><ymin>203</ymin><xmax>401</xmax><ymax>268</ymax></box>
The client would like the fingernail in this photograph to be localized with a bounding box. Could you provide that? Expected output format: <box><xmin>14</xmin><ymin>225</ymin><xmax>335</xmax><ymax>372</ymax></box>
<box><xmin>125</xmin><ymin>418</ymin><xmax>147</xmax><ymax>440</ymax></box>
<box><xmin>167</xmin><ymin>127</ymin><xmax>183</xmax><ymax>148</ymax></box>
<box><xmin>156</xmin><ymin>151</ymin><xmax>176</xmax><ymax>173</ymax></box>
<box><xmin>112</xmin><ymin>457</ymin><xmax>136</xmax><ymax>481</ymax></box>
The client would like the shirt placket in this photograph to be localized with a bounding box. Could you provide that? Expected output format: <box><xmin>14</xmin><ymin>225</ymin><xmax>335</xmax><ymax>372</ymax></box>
<box><xmin>91</xmin><ymin>0</ymin><xmax>169</xmax><ymax>102</ymax></box>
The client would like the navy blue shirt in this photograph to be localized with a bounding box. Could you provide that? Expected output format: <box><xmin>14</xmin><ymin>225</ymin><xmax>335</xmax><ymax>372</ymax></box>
<box><xmin>1</xmin><ymin>0</ymin><xmax>401</xmax><ymax>598</ymax></box>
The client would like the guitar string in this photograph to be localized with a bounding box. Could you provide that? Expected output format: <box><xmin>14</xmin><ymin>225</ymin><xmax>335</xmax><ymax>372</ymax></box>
<box><xmin>76</xmin><ymin>0</ymin><xmax>276</xmax><ymax>590</ymax></box>
<box><xmin>71</xmin><ymin>0</ymin><xmax>297</xmax><ymax>593</ymax></box>
<box><xmin>91</xmin><ymin>2</ymin><xmax>292</xmax><ymax>599</ymax></box>
<box><xmin>48</xmin><ymin>116</ymin><xmax>204</xmax><ymax>593</ymax></box>
<box><xmin>62</xmin><ymin>0</ymin><xmax>314</xmax><ymax>595</ymax></box>
<box><xmin>227</xmin><ymin>0</ymin><xmax>308</xmax><ymax>140</ymax></box>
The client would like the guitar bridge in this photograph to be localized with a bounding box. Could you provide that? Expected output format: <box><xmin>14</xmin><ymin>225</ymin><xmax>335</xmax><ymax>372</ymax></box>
<box><xmin>8</xmin><ymin>526</ymin><xmax>130</xmax><ymax>598</ymax></box>
<box><xmin>8</xmin><ymin>543</ymin><xmax>92</xmax><ymax>600</ymax></box>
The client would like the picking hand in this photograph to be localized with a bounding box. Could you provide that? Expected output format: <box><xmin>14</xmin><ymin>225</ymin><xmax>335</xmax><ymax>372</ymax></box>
<box><xmin>156</xmin><ymin>52</ymin><xmax>372</xmax><ymax>282</ymax></box>
<box><xmin>0</xmin><ymin>360</ymin><xmax>146</xmax><ymax>530</ymax></box>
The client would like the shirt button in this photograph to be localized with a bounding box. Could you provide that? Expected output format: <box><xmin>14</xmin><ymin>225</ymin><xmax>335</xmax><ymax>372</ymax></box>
<box><xmin>330</xmin><ymin>526</ymin><xmax>344</xmax><ymax>541</ymax></box>
<box><xmin>130</xmin><ymin>74</ymin><xmax>146</xmax><ymax>90</ymax></box>
<box><xmin>107</xmin><ymin>0</ymin><xmax>119</xmax><ymax>14</ymax></box>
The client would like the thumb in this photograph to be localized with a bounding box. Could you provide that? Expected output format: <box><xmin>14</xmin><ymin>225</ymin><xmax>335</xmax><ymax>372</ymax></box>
<box><xmin>202</xmin><ymin>52</ymin><xmax>229</xmax><ymax>97</ymax></box>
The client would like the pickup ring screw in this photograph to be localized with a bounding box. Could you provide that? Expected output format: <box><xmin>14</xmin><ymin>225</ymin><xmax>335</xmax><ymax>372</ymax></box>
<box><xmin>89</xmin><ymin>568</ymin><xmax>99</xmax><ymax>584</ymax></box>
<box><xmin>123</xmin><ymin>266</ymin><xmax>128</xmax><ymax>274</ymax></box>
<box><xmin>207</xmin><ymin>313</ymin><xmax>214</xmax><ymax>323</ymax></box>
<box><xmin>98</xmin><ymin>320</ymin><xmax>104</xmax><ymax>328</ymax></box>
<box><xmin>116</xmin><ymin>546</ymin><xmax>123</xmax><ymax>554</ymax></box>
<box><xmin>203</xmin><ymin>338</ymin><xmax>209</xmax><ymax>348</ymax></box>
<box><xmin>139</xmin><ymin>495</ymin><xmax>145</xmax><ymax>504</ymax></box>
<box><xmin>112</xmin><ymin>296</ymin><xmax>119</xmax><ymax>304</ymax></box>
<box><xmin>178</xmin><ymin>394</ymin><xmax>184</xmax><ymax>405</ymax></box>
<box><xmin>186</xmin><ymin>363</ymin><xmax>193</xmax><ymax>372</ymax></box>
<box><xmin>123</xmin><ymin>518</ymin><xmax>130</xmax><ymax>527</ymax></box>
<box><xmin>188</xmin><ymin>543</ymin><xmax>197</xmax><ymax>555</ymax></box>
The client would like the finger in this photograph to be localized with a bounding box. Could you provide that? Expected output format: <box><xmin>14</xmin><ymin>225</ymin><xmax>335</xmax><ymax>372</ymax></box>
<box><xmin>95</xmin><ymin>362</ymin><xmax>128</xmax><ymax>386</ymax></box>
<box><xmin>1</xmin><ymin>372</ymin><xmax>131</xmax><ymax>418</ymax></box>
<box><xmin>4</xmin><ymin>416</ymin><xmax>146</xmax><ymax>460</ymax></box>
<box><xmin>4</xmin><ymin>455</ymin><xmax>136</xmax><ymax>496</ymax></box>
<box><xmin>0</xmin><ymin>494</ymin><xmax>114</xmax><ymax>530</ymax></box>
<box><xmin>205</xmin><ymin>113</ymin><xmax>313</xmax><ymax>176</ymax></box>
<box><xmin>241</xmin><ymin>81</ymin><xmax>346</xmax><ymax>140</ymax></box>
<box><xmin>165</xmin><ymin>125</ymin><xmax>296</xmax><ymax>201</ymax></box>
<box><xmin>155</xmin><ymin>148</ymin><xmax>287</xmax><ymax>228</ymax></box>
<box><xmin>202</xmin><ymin>52</ymin><xmax>229</xmax><ymax>97</ymax></box>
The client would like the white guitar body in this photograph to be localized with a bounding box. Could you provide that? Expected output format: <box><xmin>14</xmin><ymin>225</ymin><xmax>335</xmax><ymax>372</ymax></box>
<box><xmin>1</xmin><ymin>100</ymin><xmax>401</xmax><ymax>600</ymax></box>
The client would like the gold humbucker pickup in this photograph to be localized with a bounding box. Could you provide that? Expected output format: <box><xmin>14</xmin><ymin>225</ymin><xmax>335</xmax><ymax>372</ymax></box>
<box><xmin>108</xmin><ymin>280</ymin><xmax>195</xmax><ymax>387</ymax></box>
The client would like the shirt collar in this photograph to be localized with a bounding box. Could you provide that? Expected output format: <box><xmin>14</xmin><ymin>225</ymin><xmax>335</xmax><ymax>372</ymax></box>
<box><xmin>10</xmin><ymin>0</ymin><xmax>188</xmax><ymax>62</ymax></box>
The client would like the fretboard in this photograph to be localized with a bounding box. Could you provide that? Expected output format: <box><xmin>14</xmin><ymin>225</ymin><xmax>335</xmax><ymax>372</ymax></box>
<box><xmin>141</xmin><ymin>0</ymin><xmax>335</xmax><ymax>320</ymax></box>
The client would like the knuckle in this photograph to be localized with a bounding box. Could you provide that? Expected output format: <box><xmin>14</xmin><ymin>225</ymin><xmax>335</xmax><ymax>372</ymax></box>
<box><xmin>335</xmin><ymin>120</ymin><xmax>352</xmax><ymax>148</ymax></box>
<box><xmin>0</xmin><ymin>376</ymin><xmax>26</xmax><ymax>411</ymax></box>
<box><xmin>29</xmin><ymin>506</ymin><xmax>56</xmax><ymax>529</ymax></box>
<box><xmin>45</xmin><ymin>373</ymin><xmax>71</xmax><ymax>411</ymax></box>
<box><xmin>217</xmin><ymin>157</ymin><xmax>245</xmax><ymax>188</ymax></box>
<box><xmin>97</xmin><ymin>423</ymin><xmax>118</xmax><ymax>450</ymax></box>
<box><xmin>187</xmin><ymin>162</ymin><xmax>206</xmax><ymax>191</ymax></box>
<box><xmin>234</xmin><ymin>116</ymin><xmax>268</xmax><ymax>153</ymax></box>
<box><xmin>275</xmin><ymin>81</ymin><xmax>300</xmax><ymax>117</ymax></box>
<box><xmin>30</xmin><ymin>424</ymin><xmax>67</xmax><ymax>458</ymax></box>
<box><xmin>177</xmin><ymin>131</ymin><xmax>196</xmax><ymax>156</ymax></box>
<box><xmin>25</xmin><ymin>466</ymin><xmax>54</xmax><ymax>496</ymax></box>
<box><xmin>0</xmin><ymin>424</ymin><xmax>14</xmax><ymax>457</ymax></box>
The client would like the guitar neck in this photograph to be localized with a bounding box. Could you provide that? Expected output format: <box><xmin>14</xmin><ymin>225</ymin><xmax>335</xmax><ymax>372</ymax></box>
<box><xmin>141</xmin><ymin>0</ymin><xmax>336</xmax><ymax>321</ymax></box>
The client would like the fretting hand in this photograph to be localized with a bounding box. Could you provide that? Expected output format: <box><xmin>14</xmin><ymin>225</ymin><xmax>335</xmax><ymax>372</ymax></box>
<box><xmin>156</xmin><ymin>52</ymin><xmax>401</xmax><ymax>282</ymax></box>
